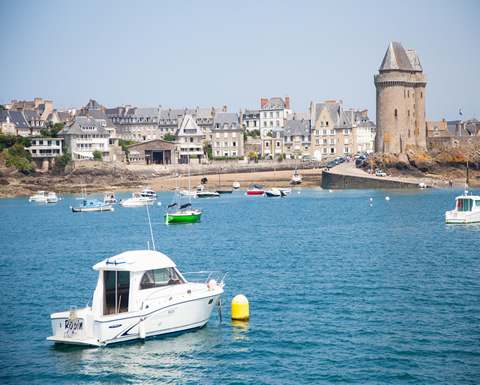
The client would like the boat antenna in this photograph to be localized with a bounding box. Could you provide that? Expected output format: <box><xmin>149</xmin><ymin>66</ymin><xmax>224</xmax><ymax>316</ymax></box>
<box><xmin>146</xmin><ymin>204</ymin><xmax>156</xmax><ymax>251</ymax></box>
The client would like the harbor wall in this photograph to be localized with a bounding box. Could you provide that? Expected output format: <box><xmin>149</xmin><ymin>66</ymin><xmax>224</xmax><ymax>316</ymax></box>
<box><xmin>321</xmin><ymin>170</ymin><xmax>419</xmax><ymax>189</ymax></box>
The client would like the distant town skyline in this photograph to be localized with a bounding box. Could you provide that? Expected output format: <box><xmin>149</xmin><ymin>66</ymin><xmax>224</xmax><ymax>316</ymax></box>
<box><xmin>1</xmin><ymin>0</ymin><xmax>478</xmax><ymax>122</ymax></box>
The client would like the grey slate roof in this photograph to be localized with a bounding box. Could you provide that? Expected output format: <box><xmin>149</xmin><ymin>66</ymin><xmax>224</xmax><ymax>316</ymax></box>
<box><xmin>8</xmin><ymin>111</ymin><xmax>29</xmax><ymax>128</ymax></box>
<box><xmin>263</xmin><ymin>97</ymin><xmax>286</xmax><ymax>110</ymax></box>
<box><xmin>212</xmin><ymin>112</ymin><xmax>240</xmax><ymax>129</ymax></box>
<box><xmin>84</xmin><ymin>99</ymin><xmax>102</xmax><ymax>110</ymax></box>
<box><xmin>61</xmin><ymin>116</ymin><xmax>109</xmax><ymax>135</ymax></box>
<box><xmin>79</xmin><ymin>109</ymin><xmax>116</xmax><ymax>127</ymax></box>
<box><xmin>284</xmin><ymin>119</ymin><xmax>311</xmax><ymax>136</ymax></box>
<box><xmin>379</xmin><ymin>41</ymin><xmax>415</xmax><ymax>72</ymax></box>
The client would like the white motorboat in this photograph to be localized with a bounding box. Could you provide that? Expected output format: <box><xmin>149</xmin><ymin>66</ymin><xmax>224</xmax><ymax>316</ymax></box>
<box><xmin>120</xmin><ymin>192</ymin><xmax>155</xmax><ymax>207</ymax></box>
<box><xmin>47</xmin><ymin>249</ymin><xmax>227</xmax><ymax>347</ymax></box>
<box><xmin>104</xmin><ymin>191</ymin><xmax>117</xmax><ymax>204</ymax></box>
<box><xmin>196</xmin><ymin>185</ymin><xmax>220</xmax><ymax>198</ymax></box>
<box><xmin>29</xmin><ymin>191</ymin><xmax>47</xmax><ymax>202</ymax></box>
<box><xmin>445</xmin><ymin>190</ymin><xmax>480</xmax><ymax>224</ymax></box>
<box><xmin>46</xmin><ymin>192</ymin><xmax>59</xmax><ymax>203</ymax></box>
<box><xmin>140</xmin><ymin>185</ymin><xmax>157</xmax><ymax>199</ymax></box>
<box><xmin>263</xmin><ymin>187</ymin><xmax>286</xmax><ymax>198</ymax></box>
<box><xmin>232</xmin><ymin>181</ymin><xmax>240</xmax><ymax>189</ymax></box>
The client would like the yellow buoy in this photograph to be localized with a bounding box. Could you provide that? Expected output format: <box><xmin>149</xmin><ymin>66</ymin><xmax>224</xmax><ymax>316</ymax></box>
<box><xmin>231</xmin><ymin>294</ymin><xmax>249</xmax><ymax>321</ymax></box>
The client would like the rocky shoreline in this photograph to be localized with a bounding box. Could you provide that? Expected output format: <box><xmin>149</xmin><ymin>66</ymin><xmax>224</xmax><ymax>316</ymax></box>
<box><xmin>1</xmin><ymin>147</ymin><xmax>479</xmax><ymax>198</ymax></box>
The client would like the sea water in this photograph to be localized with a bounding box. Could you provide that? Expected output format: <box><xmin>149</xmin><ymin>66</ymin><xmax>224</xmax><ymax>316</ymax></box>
<box><xmin>0</xmin><ymin>188</ymin><xmax>479</xmax><ymax>384</ymax></box>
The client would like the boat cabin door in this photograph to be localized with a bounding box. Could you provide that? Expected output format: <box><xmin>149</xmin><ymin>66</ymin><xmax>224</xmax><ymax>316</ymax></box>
<box><xmin>104</xmin><ymin>271</ymin><xmax>130</xmax><ymax>315</ymax></box>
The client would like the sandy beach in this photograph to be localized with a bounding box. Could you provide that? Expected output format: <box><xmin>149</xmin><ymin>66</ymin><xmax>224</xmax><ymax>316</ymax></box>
<box><xmin>144</xmin><ymin>168</ymin><xmax>324</xmax><ymax>192</ymax></box>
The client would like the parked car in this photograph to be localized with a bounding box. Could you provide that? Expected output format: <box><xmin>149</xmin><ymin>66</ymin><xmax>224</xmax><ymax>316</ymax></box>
<box><xmin>375</xmin><ymin>170</ymin><xmax>387</xmax><ymax>177</ymax></box>
<box><xmin>302</xmin><ymin>156</ymin><xmax>311</xmax><ymax>162</ymax></box>
<box><xmin>355</xmin><ymin>158</ymin><xmax>365</xmax><ymax>166</ymax></box>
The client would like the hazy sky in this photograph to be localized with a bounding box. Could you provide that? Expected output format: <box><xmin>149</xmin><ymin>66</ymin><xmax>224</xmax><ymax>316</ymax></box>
<box><xmin>1</xmin><ymin>0</ymin><xmax>478</xmax><ymax>121</ymax></box>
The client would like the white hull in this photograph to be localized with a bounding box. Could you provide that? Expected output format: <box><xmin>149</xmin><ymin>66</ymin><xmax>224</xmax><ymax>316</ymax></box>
<box><xmin>445</xmin><ymin>210</ymin><xmax>480</xmax><ymax>224</ymax></box>
<box><xmin>48</xmin><ymin>284</ymin><xmax>222</xmax><ymax>347</ymax></box>
<box><xmin>445</xmin><ymin>193</ymin><xmax>480</xmax><ymax>224</ymax></box>
<box><xmin>121</xmin><ymin>199</ymin><xmax>155</xmax><ymax>207</ymax></box>
<box><xmin>71</xmin><ymin>205</ymin><xmax>113</xmax><ymax>212</ymax></box>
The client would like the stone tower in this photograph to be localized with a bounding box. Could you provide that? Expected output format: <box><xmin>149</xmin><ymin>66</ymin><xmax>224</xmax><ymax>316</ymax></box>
<box><xmin>374</xmin><ymin>41</ymin><xmax>427</xmax><ymax>154</ymax></box>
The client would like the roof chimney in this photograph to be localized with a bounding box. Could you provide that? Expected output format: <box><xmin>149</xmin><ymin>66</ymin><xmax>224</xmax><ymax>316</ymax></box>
<box><xmin>285</xmin><ymin>96</ymin><xmax>290</xmax><ymax>110</ymax></box>
<box><xmin>261</xmin><ymin>98</ymin><xmax>268</xmax><ymax>108</ymax></box>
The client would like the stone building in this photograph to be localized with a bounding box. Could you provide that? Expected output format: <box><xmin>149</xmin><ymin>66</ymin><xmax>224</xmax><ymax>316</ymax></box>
<box><xmin>211</xmin><ymin>112</ymin><xmax>243</xmax><ymax>158</ymax></box>
<box><xmin>374</xmin><ymin>41</ymin><xmax>427</xmax><ymax>154</ymax></box>
<box><xmin>127</xmin><ymin>139</ymin><xmax>174</xmax><ymax>165</ymax></box>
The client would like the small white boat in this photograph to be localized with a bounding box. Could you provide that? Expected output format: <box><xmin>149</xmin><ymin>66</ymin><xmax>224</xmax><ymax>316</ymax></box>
<box><xmin>71</xmin><ymin>199</ymin><xmax>113</xmax><ymax>212</ymax></box>
<box><xmin>120</xmin><ymin>192</ymin><xmax>155</xmax><ymax>207</ymax></box>
<box><xmin>29</xmin><ymin>191</ymin><xmax>47</xmax><ymax>202</ymax></box>
<box><xmin>178</xmin><ymin>189</ymin><xmax>196</xmax><ymax>197</ymax></box>
<box><xmin>47</xmin><ymin>249</ymin><xmax>226</xmax><ymax>347</ymax></box>
<box><xmin>196</xmin><ymin>185</ymin><xmax>220</xmax><ymax>198</ymax></box>
<box><xmin>232</xmin><ymin>181</ymin><xmax>240</xmax><ymax>189</ymax></box>
<box><xmin>104</xmin><ymin>191</ymin><xmax>117</xmax><ymax>204</ymax></box>
<box><xmin>263</xmin><ymin>187</ymin><xmax>286</xmax><ymax>198</ymax></box>
<box><xmin>140</xmin><ymin>185</ymin><xmax>157</xmax><ymax>199</ymax></box>
<box><xmin>278</xmin><ymin>188</ymin><xmax>291</xmax><ymax>194</ymax></box>
<box><xmin>46</xmin><ymin>192</ymin><xmax>59</xmax><ymax>203</ymax></box>
<box><xmin>290</xmin><ymin>171</ymin><xmax>302</xmax><ymax>185</ymax></box>
<box><xmin>445</xmin><ymin>190</ymin><xmax>480</xmax><ymax>224</ymax></box>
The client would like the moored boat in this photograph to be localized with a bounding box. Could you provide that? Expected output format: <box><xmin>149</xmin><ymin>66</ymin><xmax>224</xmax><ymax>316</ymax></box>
<box><xmin>71</xmin><ymin>199</ymin><xmax>113</xmax><ymax>212</ymax></box>
<box><xmin>140</xmin><ymin>185</ymin><xmax>157</xmax><ymax>199</ymax></box>
<box><xmin>47</xmin><ymin>249</ymin><xmax>227</xmax><ymax>347</ymax></box>
<box><xmin>263</xmin><ymin>187</ymin><xmax>286</xmax><ymax>198</ymax></box>
<box><xmin>445</xmin><ymin>190</ymin><xmax>480</xmax><ymax>224</ymax></box>
<box><xmin>165</xmin><ymin>203</ymin><xmax>202</xmax><ymax>224</ymax></box>
<box><xmin>104</xmin><ymin>191</ymin><xmax>117</xmax><ymax>204</ymax></box>
<box><xmin>196</xmin><ymin>185</ymin><xmax>220</xmax><ymax>198</ymax></box>
<box><xmin>29</xmin><ymin>191</ymin><xmax>48</xmax><ymax>202</ymax></box>
<box><xmin>120</xmin><ymin>192</ymin><xmax>155</xmax><ymax>207</ymax></box>
<box><xmin>46</xmin><ymin>192</ymin><xmax>59</xmax><ymax>203</ymax></box>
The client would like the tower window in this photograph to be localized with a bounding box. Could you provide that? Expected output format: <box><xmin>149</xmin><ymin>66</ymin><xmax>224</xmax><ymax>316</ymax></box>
<box><xmin>394</xmin><ymin>109</ymin><xmax>398</xmax><ymax>117</ymax></box>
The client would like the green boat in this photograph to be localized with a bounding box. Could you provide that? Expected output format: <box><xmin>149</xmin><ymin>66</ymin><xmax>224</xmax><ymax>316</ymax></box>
<box><xmin>164</xmin><ymin>203</ymin><xmax>202</xmax><ymax>224</ymax></box>
<box><xmin>165</xmin><ymin>148</ymin><xmax>202</xmax><ymax>224</ymax></box>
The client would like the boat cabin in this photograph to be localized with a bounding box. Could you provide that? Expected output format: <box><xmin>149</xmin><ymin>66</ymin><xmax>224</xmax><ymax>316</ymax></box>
<box><xmin>456</xmin><ymin>197</ymin><xmax>479</xmax><ymax>212</ymax></box>
<box><xmin>91</xmin><ymin>250</ymin><xmax>186</xmax><ymax>316</ymax></box>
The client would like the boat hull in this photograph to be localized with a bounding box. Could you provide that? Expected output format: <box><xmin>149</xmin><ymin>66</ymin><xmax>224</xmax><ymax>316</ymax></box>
<box><xmin>445</xmin><ymin>210</ymin><xmax>480</xmax><ymax>224</ymax></box>
<box><xmin>247</xmin><ymin>190</ymin><xmax>264</xmax><ymax>195</ymax></box>
<box><xmin>165</xmin><ymin>211</ymin><xmax>202</xmax><ymax>224</ymax></box>
<box><xmin>71</xmin><ymin>204</ymin><xmax>113</xmax><ymax>212</ymax></box>
<box><xmin>48</xmin><ymin>288</ymin><xmax>222</xmax><ymax>347</ymax></box>
<box><xmin>120</xmin><ymin>199</ymin><xmax>155</xmax><ymax>207</ymax></box>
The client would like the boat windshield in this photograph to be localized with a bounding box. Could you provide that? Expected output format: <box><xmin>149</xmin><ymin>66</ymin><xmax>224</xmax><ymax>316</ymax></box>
<box><xmin>457</xmin><ymin>198</ymin><xmax>473</xmax><ymax>212</ymax></box>
<box><xmin>140</xmin><ymin>267</ymin><xmax>185</xmax><ymax>289</ymax></box>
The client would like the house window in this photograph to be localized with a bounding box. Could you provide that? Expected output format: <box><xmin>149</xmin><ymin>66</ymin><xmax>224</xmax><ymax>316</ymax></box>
<box><xmin>265</xmin><ymin>142</ymin><xmax>269</xmax><ymax>147</ymax></box>
<box><xmin>344</xmin><ymin>139</ymin><xmax>349</xmax><ymax>145</ymax></box>
<box><xmin>276</xmin><ymin>141</ymin><xmax>280</xmax><ymax>147</ymax></box>
<box><xmin>232</xmin><ymin>132</ymin><xmax>236</xmax><ymax>138</ymax></box>
<box><xmin>224</xmin><ymin>142</ymin><xmax>228</xmax><ymax>147</ymax></box>
<box><xmin>315</xmin><ymin>139</ymin><xmax>320</xmax><ymax>145</ymax></box>
<box><xmin>215</xmin><ymin>142</ymin><xmax>220</xmax><ymax>147</ymax></box>
<box><xmin>329</xmin><ymin>139</ymin><xmax>335</xmax><ymax>145</ymax></box>
<box><xmin>326</xmin><ymin>122</ymin><xmax>329</xmax><ymax>126</ymax></box>
<box><xmin>232</xmin><ymin>141</ymin><xmax>237</xmax><ymax>147</ymax></box>
<box><xmin>322</xmin><ymin>130</ymin><xmax>327</xmax><ymax>135</ymax></box>
<box><xmin>322</xmin><ymin>148</ymin><xmax>328</xmax><ymax>154</ymax></box>
<box><xmin>216</xmin><ymin>132</ymin><xmax>220</xmax><ymax>138</ymax></box>
<box><xmin>330</xmin><ymin>130</ymin><xmax>335</xmax><ymax>135</ymax></box>
<box><xmin>395</xmin><ymin>109</ymin><xmax>398</xmax><ymax>117</ymax></box>
<box><xmin>323</xmin><ymin>139</ymin><xmax>327</xmax><ymax>145</ymax></box>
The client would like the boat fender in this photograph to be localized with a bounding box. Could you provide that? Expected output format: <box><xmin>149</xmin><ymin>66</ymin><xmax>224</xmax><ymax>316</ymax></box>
<box><xmin>207</xmin><ymin>279</ymin><xmax>217</xmax><ymax>289</ymax></box>
<box><xmin>139</xmin><ymin>317</ymin><xmax>146</xmax><ymax>339</ymax></box>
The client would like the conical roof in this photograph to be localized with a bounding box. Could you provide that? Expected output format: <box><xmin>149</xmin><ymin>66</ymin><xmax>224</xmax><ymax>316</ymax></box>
<box><xmin>379</xmin><ymin>41</ymin><xmax>418</xmax><ymax>72</ymax></box>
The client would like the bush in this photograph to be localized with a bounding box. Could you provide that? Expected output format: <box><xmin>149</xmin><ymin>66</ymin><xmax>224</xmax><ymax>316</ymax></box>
<box><xmin>93</xmin><ymin>150</ymin><xmax>103</xmax><ymax>160</ymax></box>
<box><xmin>3</xmin><ymin>144</ymin><xmax>35</xmax><ymax>173</ymax></box>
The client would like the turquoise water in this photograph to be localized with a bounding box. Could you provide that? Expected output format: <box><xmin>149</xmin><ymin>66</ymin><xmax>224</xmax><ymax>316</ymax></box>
<box><xmin>0</xmin><ymin>188</ymin><xmax>479</xmax><ymax>384</ymax></box>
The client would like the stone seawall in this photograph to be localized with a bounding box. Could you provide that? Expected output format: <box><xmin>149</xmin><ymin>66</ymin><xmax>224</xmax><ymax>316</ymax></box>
<box><xmin>321</xmin><ymin>170</ymin><xmax>419</xmax><ymax>189</ymax></box>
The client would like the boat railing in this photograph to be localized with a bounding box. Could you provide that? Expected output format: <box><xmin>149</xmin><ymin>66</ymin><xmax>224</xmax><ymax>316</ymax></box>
<box><xmin>182</xmin><ymin>271</ymin><xmax>228</xmax><ymax>286</ymax></box>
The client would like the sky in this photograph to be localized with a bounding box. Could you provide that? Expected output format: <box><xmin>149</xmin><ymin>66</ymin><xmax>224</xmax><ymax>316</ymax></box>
<box><xmin>1</xmin><ymin>0</ymin><xmax>478</xmax><ymax>122</ymax></box>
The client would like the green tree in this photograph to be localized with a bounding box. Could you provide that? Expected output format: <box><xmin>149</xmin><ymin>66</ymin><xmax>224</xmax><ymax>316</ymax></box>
<box><xmin>247</xmin><ymin>129</ymin><xmax>261</xmax><ymax>138</ymax></box>
<box><xmin>55</xmin><ymin>146</ymin><xmax>71</xmax><ymax>167</ymax></box>
<box><xmin>3</xmin><ymin>144</ymin><xmax>35</xmax><ymax>173</ymax></box>
<box><xmin>278</xmin><ymin>154</ymin><xmax>284</xmax><ymax>161</ymax></box>
<box><xmin>163</xmin><ymin>133</ymin><xmax>175</xmax><ymax>141</ymax></box>
<box><xmin>93</xmin><ymin>150</ymin><xmax>103</xmax><ymax>160</ymax></box>
<box><xmin>247</xmin><ymin>151</ymin><xmax>258</xmax><ymax>160</ymax></box>
<box><xmin>267</xmin><ymin>131</ymin><xmax>272</xmax><ymax>137</ymax></box>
